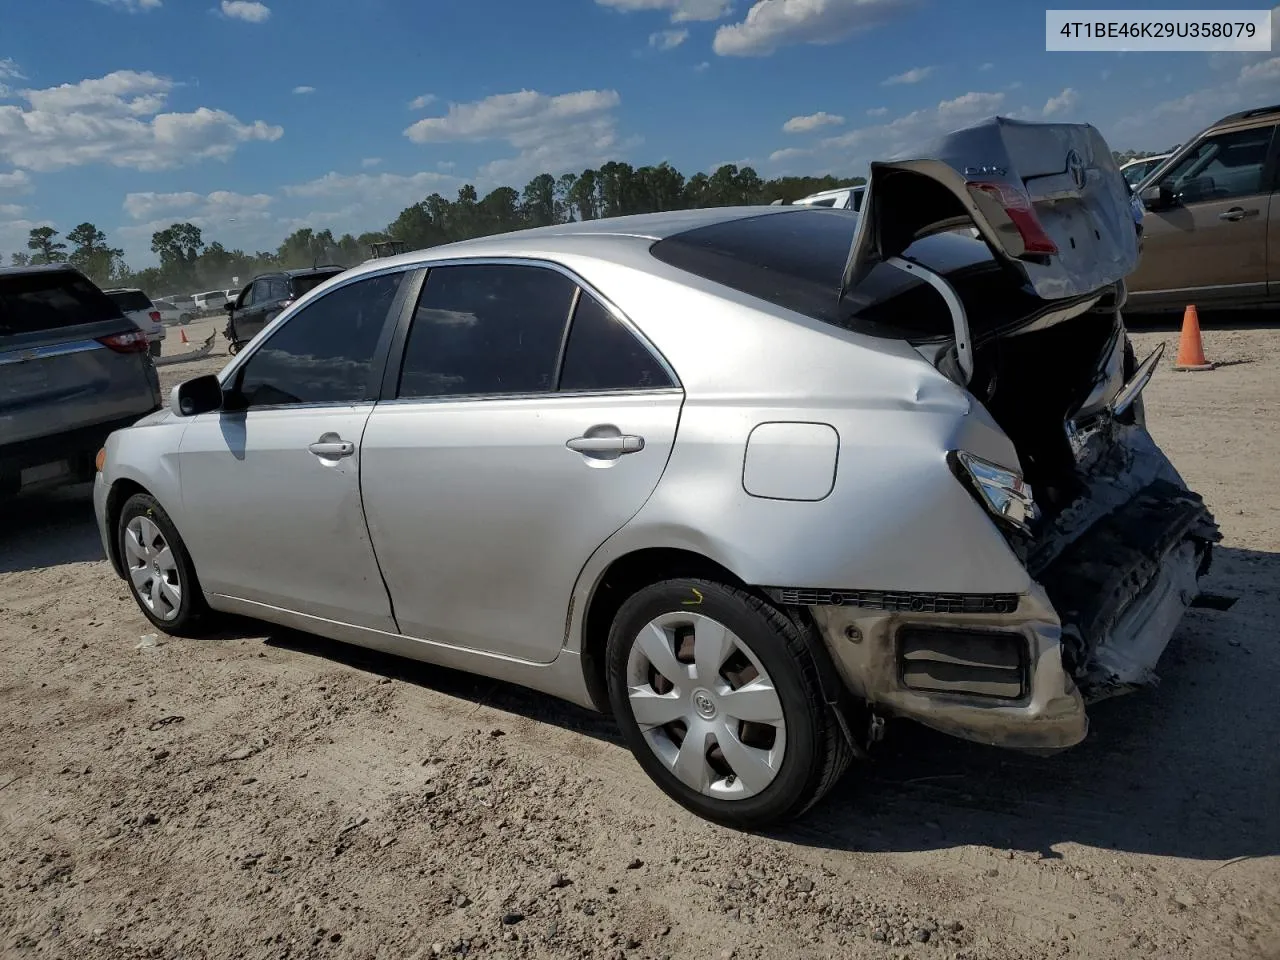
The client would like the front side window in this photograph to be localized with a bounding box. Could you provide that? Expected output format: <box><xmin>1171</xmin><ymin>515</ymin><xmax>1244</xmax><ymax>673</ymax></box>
<box><xmin>248</xmin><ymin>280</ymin><xmax>271</xmax><ymax>307</ymax></box>
<box><xmin>397</xmin><ymin>264</ymin><xmax>576</xmax><ymax>399</ymax></box>
<box><xmin>559</xmin><ymin>293</ymin><xmax>673</xmax><ymax>392</ymax></box>
<box><xmin>234</xmin><ymin>272</ymin><xmax>404</xmax><ymax>408</ymax></box>
<box><xmin>1161</xmin><ymin>125</ymin><xmax>1275</xmax><ymax>203</ymax></box>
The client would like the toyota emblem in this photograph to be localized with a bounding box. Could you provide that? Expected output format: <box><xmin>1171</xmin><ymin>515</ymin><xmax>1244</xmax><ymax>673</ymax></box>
<box><xmin>1066</xmin><ymin>150</ymin><xmax>1086</xmax><ymax>191</ymax></box>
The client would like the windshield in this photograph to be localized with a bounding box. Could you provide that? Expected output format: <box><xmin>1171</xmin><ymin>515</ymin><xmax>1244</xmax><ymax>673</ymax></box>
<box><xmin>0</xmin><ymin>271</ymin><xmax>123</xmax><ymax>337</ymax></box>
<box><xmin>106</xmin><ymin>290</ymin><xmax>154</xmax><ymax>312</ymax></box>
<box><xmin>290</xmin><ymin>270</ymin><xmax>344</xmax><ymax>297</ymax></box>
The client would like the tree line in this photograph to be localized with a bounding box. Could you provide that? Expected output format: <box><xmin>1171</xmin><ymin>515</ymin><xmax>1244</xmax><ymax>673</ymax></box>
<box><xmin>5</xmin><ymin>146</ymin><xmax>1166</xmax><ymax>297</ymax></box>
<box><xmin>4</xmin><ymin>161</ymin><xmax>862</xmax><ymax>297</ymax></box>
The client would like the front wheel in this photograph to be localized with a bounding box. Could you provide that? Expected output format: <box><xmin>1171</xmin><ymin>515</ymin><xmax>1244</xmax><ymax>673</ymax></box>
<box><xmin>606</xmin><ymin>578</ymin><xmax>851</xmax><ymax>829</ymax></box>
<box><xmin>118</xmin><ymin>492</ymin><xmax>211</xmax><ymax>637</ymax></box>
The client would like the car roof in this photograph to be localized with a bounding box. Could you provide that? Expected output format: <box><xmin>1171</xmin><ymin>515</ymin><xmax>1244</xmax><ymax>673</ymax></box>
<box><xmin>0</xmin><ymin>263</ymin><xmax>85</xmax><ymax>278</ymax></box>
<box><xmin>335</xmin><ymin>206</ymin><xmax>803</xmax><ymax>283</ymax></box>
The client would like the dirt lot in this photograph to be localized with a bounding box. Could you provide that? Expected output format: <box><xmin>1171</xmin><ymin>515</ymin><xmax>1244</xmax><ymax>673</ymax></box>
<box><xmin>2</xmin><ymin>323</ymin><xmax>1278</xmax><ymax>960</ymax></box>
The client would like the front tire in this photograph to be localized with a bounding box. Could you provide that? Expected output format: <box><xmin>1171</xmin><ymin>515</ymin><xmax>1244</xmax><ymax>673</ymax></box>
<box><xmin>606</xmin><ymin>578</ymin><xmax>851</xmax><ymax>829</ymax></box>
<box><xmin>118</xmin><ymin>493</ymin><xmax>211</xmax><ymax>637</ymax></box>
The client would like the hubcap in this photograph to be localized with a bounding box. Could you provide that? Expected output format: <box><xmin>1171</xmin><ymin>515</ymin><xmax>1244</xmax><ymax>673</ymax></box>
<box><xmin>123</xmin><ymin>516</ymin><xmax>182</xmax><ymax>622</ymax></box>
<box><xmin>626</xmin><ymin>612</ymin><xmax>786</xmax><ymax>800</ymax></box>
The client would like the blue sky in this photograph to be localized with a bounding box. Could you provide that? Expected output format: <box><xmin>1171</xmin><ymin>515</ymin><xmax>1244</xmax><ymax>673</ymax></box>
<box><xmin>1</xmin><ymin>0</ymin><xmax>1276</xmax><ymax>266</ymax></box>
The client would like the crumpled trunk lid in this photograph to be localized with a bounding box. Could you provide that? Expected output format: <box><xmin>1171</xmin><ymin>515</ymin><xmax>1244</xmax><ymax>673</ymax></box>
<box><xmin>842</xmin><ymin>116</ymin><xmax>1140</xmax><ymax>303</ymax></box>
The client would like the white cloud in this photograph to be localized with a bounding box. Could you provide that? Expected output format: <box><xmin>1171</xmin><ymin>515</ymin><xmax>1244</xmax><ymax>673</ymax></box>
<box><xmin>595</xmin><ymin>0</ymin><xmax>730</xmax><ymax>23</ymax></box>
<box><xmin>0</xmin><ymin>70</ymin><xmax>282</xmax><ymax>172</ymax></box>
<box><xmin>283</xmin><ymin>170</ymin><xmax>457</xmax><ymax>202</ymax></box>
<box><xmin>0</xmin><ymin>169</ymin><xmax>32</xmax><ymax>194</ymax></box>
<box><xmin>292</xmin><ymin>85</ymin><xmax>316</xmax><ymax>95</ymax></box>
<box><xmin>0</xmin><ymin>58</ymin><xmax>25</xmax><ymax>96</ymax></box>
<box><xmin>649</xmin><ymin>28</ymin><xmax>690</xmax><ymax>49</ymax></box>
<box><xmin>220</xmin><ymin>0</ymin><xmax>270</xmax><ymax>22</ymax></box>
<box><xmin>0</xmin><ymin>203</ymin><xmax>23</xmax><ymax>218</ymax></box>
<box><xmin>694</xmin><ymin>61</ymin><xmax>711</xmax><ymax>72</ymax></box>
<box><xmin>1239</xmin><ymin>56</ymin><xmax>1280</xmax><ymax>84</ymax></box>
<box><xmin>408</xmin><ymin>93</ymin><xmax>437</xmax><ymax>111</ymax></box>
<box><xmin>783</xmin><ymin>111</ymin><xmax>844</xmax><ymax>133</ymax></box>
<box><xmin>817</xmin><ymin>90</ymin><xmax>1006</xmax><ymax>167</ymax></box>
<box><xmin>437</xmin><ymin>160</ymin><xmax>456</xmax><ymax>170</ymax></box>
<box><xmin>1042</xmin><ymin>87</ymin><xmax>1079</xmax><ymax>117</ymax></box>
<box><xmin>769</xmin><ymin>146</ymin><xmax>812</xmax><ymax>162</ymax></box>
<box><xmin>979</xmin><ymin>62</ymin><xmax>993</xmax><ymax>71</ymax></box>
<box><xmin>92</xmin><ymin>0</ymin><xmax>162</xmax><ymax>10</ymax></box>
<box><xmin>882</xmin><ymin>65</ymin><xmax>934</xmax><ymax>85</ymax></box>
<box><xmin>122</xmin><ymin>189</ymin><xmax>272</xmax><ymax>222</ymax></box>
<box><xmin>865</xmin><ymin>106</ymin><xmax>888</xmax><ymax>117</ymax></box>
<box><xmin>404</xmin><ymin>89</ymin><xmax>635</xmax><ymax>183</ymax></box>
<box><xmin>714</xmin><ymin>0</ymin><xmax>920</xmax><ymax>57</ymax></box>
<box><xmin>361</xmin><ymin>157</ymin><xmax>382</xmax><ymax>168</ymax></box>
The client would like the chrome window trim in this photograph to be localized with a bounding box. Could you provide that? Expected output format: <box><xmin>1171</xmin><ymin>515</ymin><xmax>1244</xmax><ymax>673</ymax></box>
<box><xmin>0</xmin><ymin>339</ymin><xmax>102</xmax><ymax>366</ymax></box>
<box><xmin>376</xmin><ymin>386</ymin><xmax>685</xmax><ymax>409</ymax></box>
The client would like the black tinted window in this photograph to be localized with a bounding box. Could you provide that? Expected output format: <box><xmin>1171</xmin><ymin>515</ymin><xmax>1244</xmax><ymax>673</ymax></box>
<box><xmin>398</xmin><ymin>264</ymin><xmax>575</xmax><ymax>398</ymax></box>
<box><xmin>0</xmin><ymin>270</ymin><xmax>122</xmax><ymax>336</ymax></box>
<box><xmin>236</xmin><ymin>272</ymin><xmax>403</xmax><ymax>407</ymax></box>
<box><xmin>106</xmin><ymin>290</ymin><xmax>153</xmax><ymax>312</ymax></box>
<box><xmin>559</xmin><ymin>293</ymin><xmax>673</xmax><ymax>391</ymax></box>
<box><xmin>292</xmin><ymin>271</ymin><xmax>343</xmax><ymax>297</ymax></box>
<box><xmin>1163</xmin><ymin>125</ymin><xmax>1275</xmax><ymax>202</ymax></box>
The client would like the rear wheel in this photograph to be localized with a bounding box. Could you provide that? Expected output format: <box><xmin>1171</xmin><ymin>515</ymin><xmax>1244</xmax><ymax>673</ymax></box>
<box><xmin>606</xmin><ymin>578</ymin><xmax>851</xmax><ymax>829</ymax></box>
<box><xmin>118</xmin><ymin>493</ymin><xmax>211</xmax><ymax>637</ymax></box>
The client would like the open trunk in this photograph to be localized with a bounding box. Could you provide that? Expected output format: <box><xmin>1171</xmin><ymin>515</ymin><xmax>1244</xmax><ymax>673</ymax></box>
<box><xmin>843</xmin><ymin>116</ymin><xmax>1220</xmax><ymax>701</ymax></box>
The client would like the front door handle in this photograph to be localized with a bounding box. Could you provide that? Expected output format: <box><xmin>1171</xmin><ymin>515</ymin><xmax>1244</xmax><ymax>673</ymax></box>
<box><xmin>567</xmin><ymin>434</ymin><xmax>645</xmax><ymax>456</ymax></box>
<box><xmin>308</xmin><ymin>432</ymin><xmax>355</xmax><ymax>460</ymax></box>
<box><xmin>1218</xmin><ymin>207</ymin><xmax>1258</xmax><ymax>222</ymax></box>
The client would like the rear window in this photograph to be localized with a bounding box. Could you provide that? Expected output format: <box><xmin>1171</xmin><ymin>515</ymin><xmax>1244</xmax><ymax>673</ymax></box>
<box><xmin>648</xmin><ymin>208</ymin><xmax>1042</xmax><ymax>342</ymax></box>
<box><xmin>106</xmin><ymin>290</ymin><xmax>154</xmax><ymax>312</ymax></box>
<box><xmin>0</xmin><ymin>270</ymin><xmax>124</xmax><ymax>337</ymax></box>
<box><xmin>290</xmin><ymin>270</ymin><xmax>344</xmax><ymax>297</ymax></box>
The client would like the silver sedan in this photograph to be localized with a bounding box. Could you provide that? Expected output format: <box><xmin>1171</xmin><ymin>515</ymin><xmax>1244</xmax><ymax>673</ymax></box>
<box><xmin>94</xmin><ymin>117</ymin><xmax>1218</xmax><ymax>828</ymax></box>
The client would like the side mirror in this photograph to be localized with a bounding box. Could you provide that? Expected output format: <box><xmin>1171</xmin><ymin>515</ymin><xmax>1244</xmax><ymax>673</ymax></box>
<box><xmin>224</xmin><ymin>301</ymin><xmax>236</xmax><ymax>314</ymax></box>
<box><xmin>169</xmin><ymin>374</ymin><xmax>223</xmax><ymax>417</ymax></box>
<box><xmin>1140</xmin><ymin>181</ymin><xmax>1176</xmax><ymax>210</ymax></box>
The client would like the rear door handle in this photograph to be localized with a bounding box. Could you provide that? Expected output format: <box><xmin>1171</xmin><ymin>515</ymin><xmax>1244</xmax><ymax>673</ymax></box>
<box><xmin>1218</xmin><ymin>207</ymin><xmax>1258</xmax><ymax>222</ymax></box>
<box><xmin>308</xmin><ymin>432</ymin><xmax>355</xmax><ymax>459</ymax></box>
<box><xmin>566</xmin><ymin>435</ymin><xmax>645</xmax><ymax>456</ymax></box>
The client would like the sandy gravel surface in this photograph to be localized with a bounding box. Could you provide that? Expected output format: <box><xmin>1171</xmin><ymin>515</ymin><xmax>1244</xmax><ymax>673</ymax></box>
<box><xmin>1</xmin><ymin>321</ymin><xmax>1277</xmax><ymax>960</ymax></box>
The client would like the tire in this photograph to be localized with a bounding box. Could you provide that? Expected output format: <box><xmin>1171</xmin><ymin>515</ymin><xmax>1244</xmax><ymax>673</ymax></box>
<box><xmin>227</xmin><ymin>339</ymin><xmax>243</xmax><ymax>356</ymax></box>
<box><xmin>118</xmin><ymin>492</ymin><xmax>211</xmax><ymax>637</ymax></box>
<box><xmin>606</xmin><ymin>578</ymin><xmax>852</xmax><ymax>829</ymax></box>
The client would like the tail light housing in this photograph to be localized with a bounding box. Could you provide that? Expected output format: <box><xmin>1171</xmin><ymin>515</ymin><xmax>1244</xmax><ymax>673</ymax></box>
<box><xmin>966</xmin><ymin>181</ymin><xmax>1059</xmax><ymax>256</ymax></box>
<box><xmin>96</xmin><ymin>330</ymin><xmax>149</xmax><ymax>354</ymax></box>
<box><xmin>149</xmin><ymin>310</ymin><xmax>162</xmax><ymax>323</ymax></box>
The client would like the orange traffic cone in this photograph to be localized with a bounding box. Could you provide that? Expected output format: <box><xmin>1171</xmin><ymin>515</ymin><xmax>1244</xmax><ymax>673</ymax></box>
<box><xmin>180</xmin><ymin>328</ymin><xmax>189</xmax><ymax>345</ymax></box>
<box><xmin>1173</xmin><ymin>305</ymin><xmax>1213</xmax><ymax>371</ymax></box>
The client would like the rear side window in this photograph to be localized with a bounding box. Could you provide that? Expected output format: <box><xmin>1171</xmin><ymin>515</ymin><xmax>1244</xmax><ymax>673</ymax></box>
<box><xmin>234</xmin><ymin>272</ymin><xmax>404</xmax><ymax>407</ymax></box>
<box><xmin>398</xmin><ymin>264</ymin><xmax>576</xmax><ymax>399</ymax></box>
<box><xmin>559</xmin><ymin>293</ymin><xmax>673</xmax><ymax>392</ymax></box>
<box><xmin>0</xmin><ymin>271</ymin><xmax>122</xmax><ymax>336</ymax></box>
<box><xmin>291</xmin><ymin>271</ymin><xmax>343</xmax><ymax>298</ymax></box>
<box><xmin>106</xmin><ymin>290</ymin><xmax>154</xmax><ymax>312</ymax></box>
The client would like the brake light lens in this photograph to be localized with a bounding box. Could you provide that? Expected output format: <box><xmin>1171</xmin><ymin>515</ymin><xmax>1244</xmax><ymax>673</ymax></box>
<box><xmin>149</xmin><ymin>310</ymin><xmax>162</xmax><ymax>323</ymax></box>
<box><xmin>96</xmin><ymin>330</ymin><xmax>149</xmax><ymax>354</ymax></box>
<box><xmin>949</xmin><ymin>451</ymin><xmax>1037</xmax><ymax>535</ymax></box>
<box><xmin>967</xmin><ymin>181</ymin><xmax>1059</xmax><ymax>256</ymax></box>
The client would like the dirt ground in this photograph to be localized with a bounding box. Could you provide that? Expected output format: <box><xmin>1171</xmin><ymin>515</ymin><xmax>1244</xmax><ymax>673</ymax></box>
<box><xmin>2</xmin><ymin>321</ymin><xmax>1278</xmax><ymax>960</ymax></box>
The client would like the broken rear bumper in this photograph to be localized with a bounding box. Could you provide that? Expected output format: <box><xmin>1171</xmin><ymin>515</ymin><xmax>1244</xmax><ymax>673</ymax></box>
<box><xmin>795</xmin><ymin>423</ymin><xmax>1219</xmax><ymax>752</ymax></box>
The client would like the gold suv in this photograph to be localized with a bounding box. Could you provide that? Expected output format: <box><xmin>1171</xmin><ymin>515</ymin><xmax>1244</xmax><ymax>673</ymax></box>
<box><xmin>1127</xmin><ymin>103</ymin><xmax>1279</xmax><ymax>313</ymax></box>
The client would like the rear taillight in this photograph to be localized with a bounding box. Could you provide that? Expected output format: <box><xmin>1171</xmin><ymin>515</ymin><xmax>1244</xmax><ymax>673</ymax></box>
<box><xmin>966</xmin><ymin>181</ymin><xmax>1059</xmax><ymax>256</ymax></box>
<box><xmin>96</xmin><ymin>330</ymin><xmax>149</xmax><ymax>353</ymax></box>
<box><xmin>149</xmin><ymin>311</ymin><xmax>162</xmax><ymax>323</ymax></box>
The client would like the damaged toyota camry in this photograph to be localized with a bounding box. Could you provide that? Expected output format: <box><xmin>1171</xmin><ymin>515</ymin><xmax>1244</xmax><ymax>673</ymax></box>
<box><xmin>94</xmin><ymin>117</ymin><xmax>1219</xmax><ymax>829</ymax></box>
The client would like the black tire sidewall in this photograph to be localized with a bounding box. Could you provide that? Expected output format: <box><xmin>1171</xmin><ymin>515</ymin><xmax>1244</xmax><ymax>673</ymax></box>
<box><xmin>606</xmin><ymin>579</ymin><xmax>823</xmax><ymax>828</ymax></box>
<box><xmin>118</xmin><ymin>493</ymin><xmax>205</xmax><ymax>633</ymax></box>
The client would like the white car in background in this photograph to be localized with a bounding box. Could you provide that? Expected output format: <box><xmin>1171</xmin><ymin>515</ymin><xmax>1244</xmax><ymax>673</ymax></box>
<box><xmin>193</xmin><ymin>290</ymin><xmax>229</xmax><ymax>316</ymax></box>
<box><xmin>102</xmin><ymin>287</ymin><xmax>165</xmax><ymax>357</ymax></box>
<box><xmin>156</xmin><ymin>295</ymin><xmax>197</xmax><ymax>324</ymax></box>
<box><xmin>789</xmin><ymin>185</ymin><xmax>865</xmax><ymax>211</ymax></box>
<box><xmin>1120</xmin><ymin>153</ymin><xmax>1172</xmax><ymax>188</ymax></box>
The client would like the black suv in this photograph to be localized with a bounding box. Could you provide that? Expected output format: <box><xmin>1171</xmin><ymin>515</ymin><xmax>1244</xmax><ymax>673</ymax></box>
<box><xmin>224</xmin><ymin>265</ymin><xmax>347</xmax><ymax>353</ymax></box>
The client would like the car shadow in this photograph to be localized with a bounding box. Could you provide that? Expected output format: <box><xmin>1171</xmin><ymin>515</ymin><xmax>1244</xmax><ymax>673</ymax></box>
<box><xmin>0</xmin><ymin>484</ymin><xmax>105</xmax><ymax>574</ymax></box>
<box><xmin>1124</xmin><ymin>306</ymin><xmax>1280</xmax><ymax>331</ymax></box>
